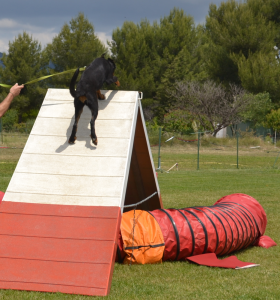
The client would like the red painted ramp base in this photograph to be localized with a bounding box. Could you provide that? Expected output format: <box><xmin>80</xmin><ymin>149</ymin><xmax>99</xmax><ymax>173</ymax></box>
<box><xmin>0</xmin><ymin>201</ymin><xmax>121</xmax><ymax>296</ymax></box>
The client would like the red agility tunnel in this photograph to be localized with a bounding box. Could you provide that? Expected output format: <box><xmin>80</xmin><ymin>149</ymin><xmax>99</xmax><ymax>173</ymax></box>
<box><xmin>150</xmin><ymin>193</ymin><xmax>266</xmax><ymax>261</ymax></box>
<box><xmin>117</xmin><ymin>193</ymin><xmax>275</xmax><ymax>264</ymax></box>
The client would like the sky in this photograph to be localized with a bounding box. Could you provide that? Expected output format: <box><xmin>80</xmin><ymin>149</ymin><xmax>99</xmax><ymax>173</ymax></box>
<box><xmin>0</xmin><ymin>0</ymin><xmax>224</xmax><ymax>53</ymax></box>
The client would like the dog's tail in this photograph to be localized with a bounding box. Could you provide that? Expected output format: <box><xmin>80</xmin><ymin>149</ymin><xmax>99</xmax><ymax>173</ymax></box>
<box><xmin>69</xmin><ymin>68</ymin><xmax>80</xmax><ymax>98</ymax></box>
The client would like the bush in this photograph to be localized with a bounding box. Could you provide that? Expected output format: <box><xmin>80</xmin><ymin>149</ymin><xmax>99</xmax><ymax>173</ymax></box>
<box><xmin>2</xmin><ymin>109</ymin><xmax>18</xmax><ymax>131</ymax></box>
<box><xmin>163</xmin><ymin>110</ymin><xmax>194</xmax><ymax>135</ymax></box>
<box><xmin>146</xmin><ymin>118</ymin><xmax>161</xmax><ymax>146</ymax></box>
<box><xmin>26</xmin><ymin>118</ymin><xmax>36</xmax><ymax>133</ymax></box>
<box><xmin>13</xmin><ymin>123</ymin><xmax>27</xmax><ymax>133</ymax></box>
<box><xmin>1</xmin><ymin>109</ymin><xmax>35</xmax><ymax>133</ymax></box>
<box><xmin>22</xmin><ymin>109</ymin><xmax>39</xmax><ymax>122</ymax></box>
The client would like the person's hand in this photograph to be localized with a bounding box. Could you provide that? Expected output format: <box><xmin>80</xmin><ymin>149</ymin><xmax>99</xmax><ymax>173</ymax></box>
<box><xmin>9</xmin><ymin>83</ymin><xmax>24</xmax><ymax>97</ymax></box>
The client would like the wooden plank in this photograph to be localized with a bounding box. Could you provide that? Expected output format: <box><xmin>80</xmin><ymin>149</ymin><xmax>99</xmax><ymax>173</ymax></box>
<box><xmin>15</xmin><ymin>154</ymin><xmax>126</xmax><ymax>177</ymax></box>
<box><xmin>31</xmin><ymin>118</ymin><xmax>133</xmax><ymax>138</ymax></box>
<box><xmin>3</xmin><ymin>192</ymin><xmax>121</xmax><ymax>206</ymax></box>
<box><xmin>39</xmin><ymin>101</ymin><xmax>135</xmax><ymax>120</ymax></box>
<box><xmin>23</xmin><ymin>135</ymin><xmax>130</xmax><ymax>157</ymax></box>
<box><xmin>0</xmin><ymin>235</ymin><xmax>115</xmax><ymax>263</ymax></box>
<box><xmin>0</xmin><ymin>213</ymin><xmax>118</xmax><ymax>240</ymax></box>
<box><xmin>44</xmin><ymin>88</ymin><xmax>73</xmax><ymax>101</ymax></box>
<box><xmin>44</xmin><ymin>89</ymin><xmax>137</xmax><ymax>103</ymax></box>
<box><xmin>0</xmin><ymin>281</ymin><xmax>107</xmax><ymax>297</ymax></box>
<box><xmin>0</xmin><ymin>202</ymin><xmax>120</xmax><ymax>218</ymax></box>
<box><xmin>0</xmin><ymin>258</ymin><xmax>110</xmax><ymax>289</ymax></box>
<box><xmin>99</xmin><ymin>90</ymin><xmax>138</xmax><ymax>103</ymax></box>
<box><xmin>7</xmin><ymin>173</ymin><xmax>123</xmax><ymax>198</ymax></box>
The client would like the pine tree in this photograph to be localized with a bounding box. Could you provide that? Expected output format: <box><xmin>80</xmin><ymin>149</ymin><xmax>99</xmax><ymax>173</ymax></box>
<box><xmin>156</xmin><ymin>25</ymin><xmax>208</xmax><ymax>117</ymax></box>
<box><xmin>240</xmin><ymin>92</ymin><xmax>273</xmax><ymax>127</ymax></box>
<box><xmin>110</xmin><ymin>19</ymin><xmax>158</xmax><ymax>96</ymax></box>
<box><xmin>235</xmin><ymin>51</ymin><xmax>280</xmax><ymax>104</ymax></box>
<box><xmin>45</xmin><ymin>13</ymin><xmax>107</xmax><ymax>87</ymax></box>
<box><xmin>110</xmin><ymin>8</ymin><xmax>204</xmax><ymax>120</ymax></box>
<box><xmin>0</xmin><ymin>32</ymin><xmax>48</xmax><ymax>122</ymax></box>
<box><xmin>204</xmin><ymin>0</ymin><xmax>277</xmax><ymax>84</ymax></box>
<box><xmin>156</xmin><ymin>48</ymin><xmax>205</xmax><ymax>116</ymax></box>
<box><xmin>263</xmin><ymin>108</ymin><xmax>280</xmax><ymax>144</ymax></box>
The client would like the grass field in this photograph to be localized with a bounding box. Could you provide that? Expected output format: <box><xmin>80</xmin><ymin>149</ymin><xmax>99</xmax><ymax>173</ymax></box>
<box><xmin>0</xmin><ymin>133</ymin><xmax>279</xmax><ymax>299</ymax></box>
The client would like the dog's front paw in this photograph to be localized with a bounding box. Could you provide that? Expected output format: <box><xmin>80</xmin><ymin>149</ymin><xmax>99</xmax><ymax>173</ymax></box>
<box><xmin>68</xmin><ymin>136</ymin><xmax>77</xmax><ymax>144</ymax></box>
<box><xmin>90</xmin><ymin>135</ymin><xmax>98</xmax><ymax>146</ymax></box>
<box><xmin>96</xmin><ymin>90</ymin><xmax>106</xmax><ymax>100</ymax></box>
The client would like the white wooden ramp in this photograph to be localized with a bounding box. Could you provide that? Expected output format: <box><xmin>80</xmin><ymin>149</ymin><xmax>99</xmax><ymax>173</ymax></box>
<box><xmin>0</xmin><ymin>89</ymin><xmax>162</xmax><ymax>296</ymax></box>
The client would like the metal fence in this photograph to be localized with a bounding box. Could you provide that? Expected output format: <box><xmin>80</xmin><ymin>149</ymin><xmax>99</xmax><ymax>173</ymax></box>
<box><xmin>1</xmin><ymin>128</ymin><xmax>280</xmax><ymax>171</ymax></box>
<box><xmin>149</xmin><ymin>127</ymin><xmax>280</xmax><ymax>171</ymax></box>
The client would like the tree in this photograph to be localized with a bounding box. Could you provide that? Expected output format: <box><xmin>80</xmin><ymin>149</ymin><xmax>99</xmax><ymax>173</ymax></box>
<box><xmin>45</xmin><ymin>13</ymin><xmax>107</xmax><ymax>87</ymax></box>
<box><xmin>109</xmin><ymin>8</ymin><xmax>204</xmax><ymax>120</ymax></box>
<box><xmin>263</xmin><ymin>108</ymin><xmax>280</xmax><ymax>145</ymax></box>
<box><xmin>0</xmin><ymin>32</ymin><xmax>48</xmax><ymax>122</ymax></box>
<box><xmin>204</xmin><ymin>0</ymin><xmax>278</xmax><ymax>85</ymax></box>
<box><xmin>168</xmin><ymin>80</ymin><xmax>254</xmax><ymax>136</ymax></box>
<box><xmin>246</xmin><ymin>0</ymin><xmax>280</xmax><ymax>38</ymax></box>
<box><xmin>156</xmin><ymin>26</ymin><xmax>208</xmax><ymax>118</ymax></box>
<box><xmin>235</xmin><ymin>49</ymin><xmax>280</xmax><ymax>104</ymax></box>
<box><xmin>240</xmin><ymin>92</ymin><xmax>273</xmax><ymax>127</ymax></box>
<box><xmin>163</xmin><ymin>109</ymin><xmax>194</xmax><ymax>134</ymax></box>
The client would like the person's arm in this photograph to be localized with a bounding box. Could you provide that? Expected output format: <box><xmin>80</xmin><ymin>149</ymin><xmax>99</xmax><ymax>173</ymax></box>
<box><xmin>0</xmin><ymin>83</ymin><xmax>24</xmax><ymax>118</ymax></box>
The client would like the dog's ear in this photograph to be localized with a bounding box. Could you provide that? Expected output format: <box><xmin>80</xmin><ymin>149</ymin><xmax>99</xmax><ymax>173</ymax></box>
<box><xmin>100</xmin><ymin>53</ymin><xmax>106</xmax><ymax>58</ymax></box>
<box><xmin>107</xmin><ymin>58</ymin><xmax>116</xmax><ymax>69</ymax></box>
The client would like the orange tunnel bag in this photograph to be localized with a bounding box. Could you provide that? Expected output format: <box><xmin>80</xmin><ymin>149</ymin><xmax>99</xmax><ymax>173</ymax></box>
<box><xmin>121</xmin><ymin>210</ymin><xmax>165</xmax><ymax>264</ymax></box>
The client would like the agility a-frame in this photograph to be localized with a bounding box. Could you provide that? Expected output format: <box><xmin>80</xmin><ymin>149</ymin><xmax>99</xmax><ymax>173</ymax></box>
<box><xmin>0</xmin><ymin>89</ymin><xmax>162</xmax><ymax>296</ymax></box>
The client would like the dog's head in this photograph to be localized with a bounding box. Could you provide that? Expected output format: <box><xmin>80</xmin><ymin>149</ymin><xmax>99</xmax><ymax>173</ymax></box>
<box><xmin>100</xmin><ymin>54</ymin><xmax>120</xmax><ymax>86</ymax></box>
<box><xmin>108</xmin><ymin>58</ymin><xmax>120</xmax><ymax>86</ymax></box>
<box><xmin>100</xmin><ymin>54</ymin><xmax>116</xmax><ymax>70</ymax></box>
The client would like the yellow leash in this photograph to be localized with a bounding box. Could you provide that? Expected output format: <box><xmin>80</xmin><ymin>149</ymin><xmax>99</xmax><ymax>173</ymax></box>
<box><xmin>0</xmin><ymin>67</ymin><xmax>86</xmax><ymax>88</ymax></box>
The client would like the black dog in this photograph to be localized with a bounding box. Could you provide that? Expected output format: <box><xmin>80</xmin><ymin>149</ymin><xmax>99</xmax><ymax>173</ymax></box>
<box><xmin>68</xmin><ymin>54</ymin><xmax>120</xmax><ymax>145</ymax></box>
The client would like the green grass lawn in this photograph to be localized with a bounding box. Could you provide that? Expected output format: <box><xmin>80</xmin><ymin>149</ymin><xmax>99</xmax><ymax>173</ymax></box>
<box><xmin>0</xmin><ymin>136</ymin><xmax>279</xmax><ymax>299</ymax></box>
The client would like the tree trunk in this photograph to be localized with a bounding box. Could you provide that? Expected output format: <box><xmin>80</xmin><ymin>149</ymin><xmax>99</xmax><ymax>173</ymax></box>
<box><xmin>18</xmin><ymin>113</ymin><xmax>22</xmax><ymax>124</ymax></box>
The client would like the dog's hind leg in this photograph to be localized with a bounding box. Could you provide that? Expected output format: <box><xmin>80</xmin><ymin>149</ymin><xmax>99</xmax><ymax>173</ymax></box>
<box><xmin>68</xmin><ymin>98</ymin><xmax>84</xmax><ymax>144</ymax></box>
<box><xmin>86</xmin><ymin>93</ymin><xmax>99</xmax><ymax>146</ymax></box>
